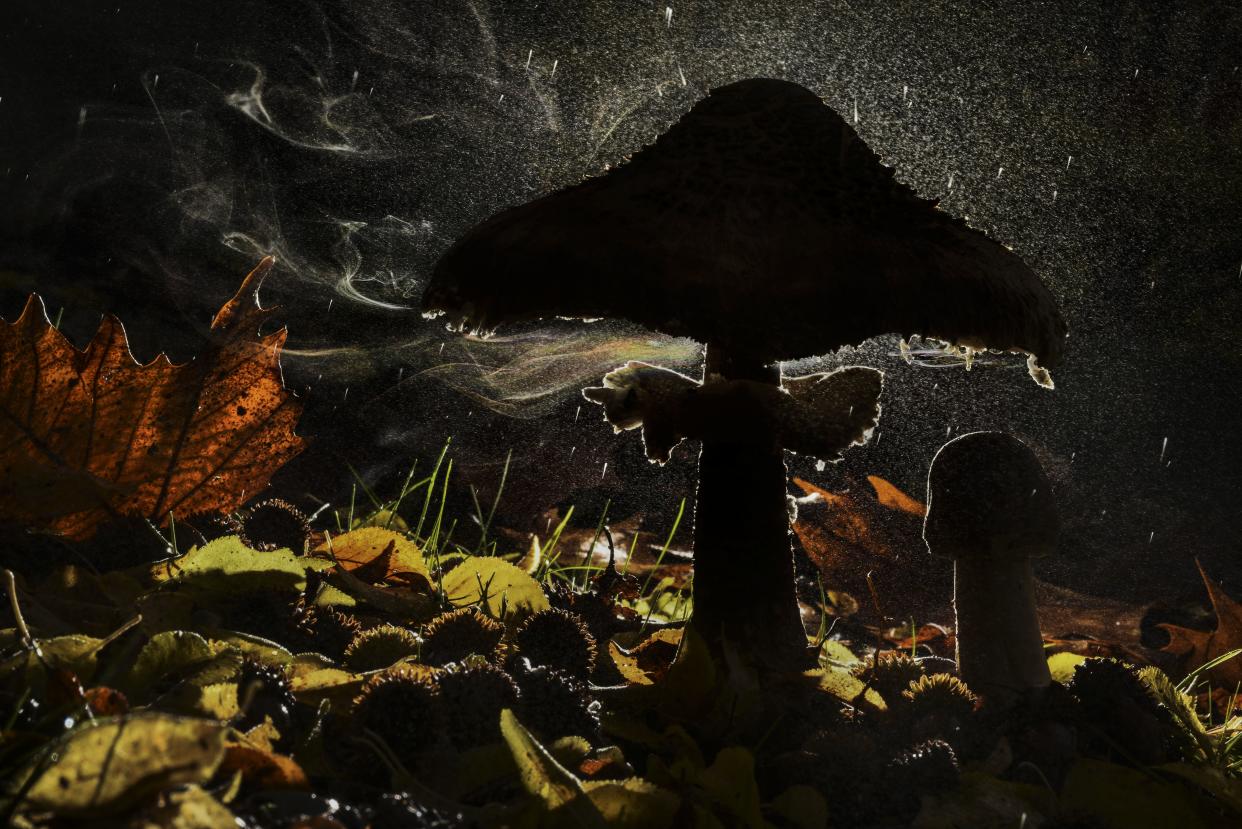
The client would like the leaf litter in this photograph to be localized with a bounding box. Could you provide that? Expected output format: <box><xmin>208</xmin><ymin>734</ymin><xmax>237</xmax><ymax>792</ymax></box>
<box><xmin>2</xmin><ymin>279</ymin><xmax>1242</xmax><ymax>827</ymax></box>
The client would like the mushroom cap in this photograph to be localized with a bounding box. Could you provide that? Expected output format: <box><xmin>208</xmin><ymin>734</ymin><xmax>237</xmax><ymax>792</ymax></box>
<box><xmin>923</xmin><ymin>431</ymin><xmax>1059</xmax><ymax>561</ymax></box>
<box><xmin>425</xmin><ymin>78</ymin><xmax>1066</xmax><ymax>374</ymax></box>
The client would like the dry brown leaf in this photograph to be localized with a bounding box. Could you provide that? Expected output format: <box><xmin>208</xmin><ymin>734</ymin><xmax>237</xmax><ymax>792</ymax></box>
<box><xmin>0</xmin><ymin>257</ymin><xmax>305</xmax><ymax>539</ymax></box>
<box><xmin>1160</xmin><ymin>560</ymin><xmax>1242</xmax><ymax>689</ymax></box>
<box><xmin>866</xmin><ymin>474</ymin><xmax>926</xmax><ymax>517</ymax></box>
<box><xmin>792</xmin><ymin>475</ymin><xmax>949</xmax><ymax>624</ymax></box>
<box><xmin>608</xmin><ymin>628</ymin><xmax>683</xmax><ymax>685</ymax></box>
<box><xmin>219</xmin><ymin>744</ymin><xmax>310</xmax><ymax>791</ymax></box>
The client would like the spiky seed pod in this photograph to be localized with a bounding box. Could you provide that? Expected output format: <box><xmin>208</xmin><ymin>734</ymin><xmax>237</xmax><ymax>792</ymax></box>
<box><xmin>900</xmin><ymin>674</ymin><xmax>980</xmax><ymax>750</ymax></box>
<box><xmin>549</xmin><ymin>588</ymin><xmax>618</xmax><ymax>645</ymax></box>
<box><xmin>234</xmin><ymin>660</ymin><xmax>297</xmax><ymax>741</ymax></box>
<box><xmin>884</xmin><ymin>739</ymin><xmax>960</xmax><ymax>794</ymax></box>
<box><xmin>513</xmin><ymin>608</ymin><xmax>598</xmax><ymax>679</ymax></box>
<box><xmin>178</xmin><ymin>510</ymin><xmax>242</xmax><ymax>547</ymax></box>
<box><xmin>853</xmin><ymin>651</ymin><xmax>926</xmax><ymax>706</ymax></box>
<box><xmin>1070</xmin><ymin>658</ymin><xmax>1178</xmax><ymax>764</ymax></box>
<box><xmin>436</xmin><ymin>664</ymin><xmax>520</xmax><ymax>749</ymax></box>
<box><xmin>353</xmin><ymin>668</ymin><xmax>444</xmax><ymax>765</ymax></box>
<box><xmin>877</xmin><ymin>739</ymin><xmax>960</xmax><ymax>824</ymax></box>
<box><xmin>295</xmin><ymin>603</ymin><xmax>364</xmax><ymax>659</ymax></box>
<box><xmin>344</xmin><ymin>624</ymin><xmax>421</xmax><ymax>672</ymax></box>
<box><xmin>240</xmin><ymin>498</ymin><xmax>311</xmax><ymax>553</ymax></box>
<box><xmin>514</xmin><ymin>666</ymin><xmax>600</xmax><ymax>743</ymax></box>
<box><xmin>1068</xmin><ymin>658</ymin><xmax>1160</xmax><ymax>717</ymax></box>
<box><xmin>419</xmin><ymin>608</ymin><xmax>505</xmax><ymax>667</ymax></box>
<box><xmin>901</xmin><ymin>673</ymin><xmax>979</xmax><ymax>723</ymax></box>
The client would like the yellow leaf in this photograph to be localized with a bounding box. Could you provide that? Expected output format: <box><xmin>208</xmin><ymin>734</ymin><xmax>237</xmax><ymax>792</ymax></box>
<box><xmin>697</xmin><ymin>747</ymin><xmax>765</xmax><ymax>829</ymax></box>
<box><xmin>315</xmin><ymin>527</ymin><xmax>430</xmax><ymax>586</ymax></box>
<box><xmin>1047</xmin><ymin>651</ymin><xmax>1088</xmax><ymax>684</ymax></box>
<box><xmin>499</xmin><ymin>709</ymin><xmax>607</xmax><ymax>828</ymax></box>
<box><xmin>151</xmin><ymin>535</ymin><xmax>331</xmax><ymax>594</ymax></box>
<box><xmin>21</xmin><ymin>714</ymin><xmax>227</xmax><ymax>817</ymax></box>
<box><xmin>805</xmin><ymin>667</ymin><xmax>886</xmax><ymax>710</ymax></box>
<box><xmin>440</xmin><ymin>556</ymin><xmax>549</xmax><ymax>621</ymax></box>
<box><xmin>582</xmin><ymin>778</ymin><xmax>680</xmax><ymax>828</ymax></box>
<box><xmin>126</xmin><ymin>785</ymin><xmax>237</xmax><ymax>829</ymax></box>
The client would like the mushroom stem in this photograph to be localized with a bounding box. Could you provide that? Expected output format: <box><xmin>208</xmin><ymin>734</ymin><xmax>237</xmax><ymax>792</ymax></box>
<box><xmin>952</xmin><ymin>554</ymin><xmax>1050</xmax><ymax>700</ymax></box>
<box><xmin>923</xmin><ymin>431</ymin><xmax>1059</xmax><ymax>705</ymax></box>
<box><xmin>690</xmin><ymin>345</ymin><xmax>808</xmax><ymax>666</ymax></box>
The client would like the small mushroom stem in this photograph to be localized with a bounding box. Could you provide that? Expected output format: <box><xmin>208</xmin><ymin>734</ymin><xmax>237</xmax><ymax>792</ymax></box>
<box><xmin>952</xmin><ymin>554</ymin><xmax>1050</xmax><ymax>700</ymax></box>
<box><xmin>690</xmin><ymin>345</ymin><xmax>808</xmax><ymax>666</ymax></box>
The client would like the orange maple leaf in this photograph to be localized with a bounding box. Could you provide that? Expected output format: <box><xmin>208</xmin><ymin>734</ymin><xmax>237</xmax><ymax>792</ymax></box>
<box><xmin>1159</xmin><ymin>560</ymin><xmax>1242</xmax><ymax>689</ymax></box>
<box><xmin>0</xmin><ymin>257</ymin><xmax>306</xmax><ymax>539</ymax></box>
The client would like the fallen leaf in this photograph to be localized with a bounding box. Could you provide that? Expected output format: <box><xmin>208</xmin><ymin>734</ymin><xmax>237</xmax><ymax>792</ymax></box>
<box><xmin>126</xmin><ymin>784</ymin><xmax>237</xmax><ymax>829</ymax></box>
<box><xmin>499</xmin><ymin>708</ymin><xmax>607</xmax><ymax>828</ymax></box>
<box><xmin>219</xmin><ymin>744</ymin><xmax>310</xmax><ymax>791</ymax></box>
<box><xmin>1159</xmin><ymin>560</ymin><xmax>1242</xmax><ymax>689</ymax></box>
<box><xmin>19</xmin><ymin>713</ymin><xmax>227</xmax><ymax>817</ymax></box>
<box><xmin>866</xmin><ymin>474</ymin><xmax>926</xmax><ymax>517</ymax></box>
<box><xmin>313</xmin><ymin>527</ymin><xmax>431</xmax><ymax>588</ymax></box>
<box><xmin>609</xmin><ymin>629</ymin><xmax>683</xmax><ymax>686</ymax></box>
<box><xmin>151</xmin><ymin>535</ymin><xmax>331</xmax><ymax>596</ymax></box>
<box><xmin>0</xmin><ymin>257</ymin><xmax>305</xmax><ymax>539</ymax></box>
<box><xmin>1047</xmin><ymin>651</ymin><xmax>1089</xmax><ymax>684</ymax></box>
<box><xmin>696</xmin><ymin>747</ymin><xmax>766</xmax><ymax>829</ymax></box>
<box><xmin>792</xmin><ymin>475</ymin><xmax>949</xmax><ymax>623</ymax></box>
<box><xmin>440</xmin><ymin>556</ymin><xmax>550</xmax><ymax>621</ymax></box>
<box><xmin>122</xmin><ymin>630</ymin><xmax>219</xmax><ymax>700</ymax></box>
<box><xmin>581</xmin><ymin>778</ymin><xmax>680</xmax><ymax>829</ymax></box>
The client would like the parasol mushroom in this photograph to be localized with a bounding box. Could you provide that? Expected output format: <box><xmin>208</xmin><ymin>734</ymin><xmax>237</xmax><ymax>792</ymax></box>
<box><xmin>423</xmin><ymin>78</ymin><xmax>1066</xmax><ymax>668</ymax></box>
<box><xmin>923</xmin><ymin>431</ymin><xmax>1059</xmax><ymax>703</ymax></box>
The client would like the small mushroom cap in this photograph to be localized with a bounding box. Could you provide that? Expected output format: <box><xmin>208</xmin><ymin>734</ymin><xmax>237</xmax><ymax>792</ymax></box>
<box><xmin>425</xmin><ymin>78</ymin><xmax>1066</xmax><ymax>377</ymax></box>
<box><xmin>923</xmin><ymin>431</ymin><xmax>1058</xmax><ymax>561</ymax></box>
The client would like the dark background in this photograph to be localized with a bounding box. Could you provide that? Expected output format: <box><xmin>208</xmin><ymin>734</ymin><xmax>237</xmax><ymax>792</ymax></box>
<box><xmin>2</xmin><ymin>1</ymin><xmax>1240</xmax><ymax>607</ymax></box>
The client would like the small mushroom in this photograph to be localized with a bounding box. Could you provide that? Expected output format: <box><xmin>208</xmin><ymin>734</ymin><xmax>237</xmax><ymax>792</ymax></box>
<box><xmin>923</xmin><ymin>431</ymin><xmax>1059</xmax><ymax>702</ymax></box>
<box><xmin>424</xmin><ymin>79</ymin><xmax>1066</xmax><ymax>667</ymax></box>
